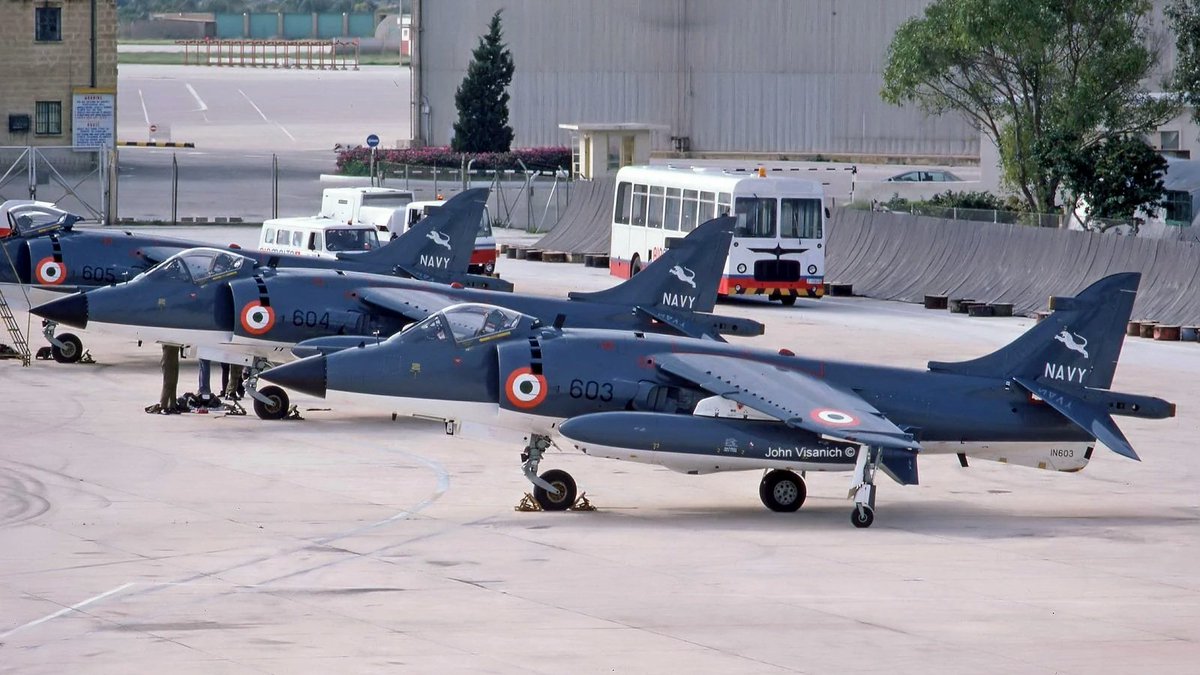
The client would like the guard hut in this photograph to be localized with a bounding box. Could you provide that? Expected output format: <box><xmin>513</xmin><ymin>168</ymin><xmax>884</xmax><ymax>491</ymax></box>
<box><xmin>558</xmin><ymin>123</ymin><xmax>665</xmax><ymax>180</ymax></box>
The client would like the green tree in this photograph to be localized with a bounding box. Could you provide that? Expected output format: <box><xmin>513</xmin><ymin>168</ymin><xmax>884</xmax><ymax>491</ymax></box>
<box><xmin>1053</xmin><ymin>135</ymin><xmax>1168</xmax><ymax>232</ymax></box>
<box><xmin>451</xmin><ymin>10</ymin><xmax>515</xmax><ymax>153</ymax></box>
<box><xmin>1168</xmin><ymin>0</ymin><xmax>1200</xmax><ymax>122</ymax></box>
<box><xmin>881</xmin><ymin>0</ymin><xmax>1178</xmax><ymax>215</ymax></box>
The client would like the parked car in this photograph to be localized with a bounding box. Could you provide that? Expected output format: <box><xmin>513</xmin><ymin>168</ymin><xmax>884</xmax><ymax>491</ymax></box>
<box><xmin>886</xmin><ymin>169</ymin><xmax>963</xmax><ymax>182</ymax></box>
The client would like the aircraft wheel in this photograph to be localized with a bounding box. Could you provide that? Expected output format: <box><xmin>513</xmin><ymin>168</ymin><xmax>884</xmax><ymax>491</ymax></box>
<box><xmin>851</xmin><ymin>505</ymin><xmax>875</xmax><ymax>529</ymax></box>
<box><xmin>759</xmin><ymin>470</ymin><xmax>806</xmax><ymax>512</ymax></box>
<box><xmin>253</xmin><ymin>385</ymin><xmax>290</xmax><ymax>420</ymax></box>
<box><xmin>533</xmin><ymin>469</ymin><xmax>577</xmax><ymax>511</ymax></box>
<box><xmin>779</xmin><ymin>295</ymin><xmax>798</xmax><ymax>307</ymax></box>
<box><xmin>51</xmin><ymin>333</ymin><xmax>84</xmax><ymax>364</ymax></box>
<box><xmin>630</xmin><ymin>255</ymin><xmax>643</xmax><ymax>276</ymax></box>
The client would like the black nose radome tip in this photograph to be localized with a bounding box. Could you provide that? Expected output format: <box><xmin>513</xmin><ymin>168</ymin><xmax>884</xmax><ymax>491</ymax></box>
<box><xmin>31</xmin><ymin>292</ymin><xmax>88</xmax><ymax>329</ymax></box>
<box><xmin>260</xmin><ymin>355</ymin><xmax>327</xmax><ymax>399</ymax></box>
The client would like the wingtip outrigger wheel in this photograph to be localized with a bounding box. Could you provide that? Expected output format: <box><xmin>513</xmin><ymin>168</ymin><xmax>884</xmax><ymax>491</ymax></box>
<box><xmin>848</xmin><ymin>445</ymin><xmax>880</xmax><ymax>528</ymax></box>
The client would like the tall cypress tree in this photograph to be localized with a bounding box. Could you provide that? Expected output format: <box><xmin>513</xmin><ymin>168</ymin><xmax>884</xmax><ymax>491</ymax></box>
<box><xmin>451</xmin><ymin>10</ymin><xmax>515</xmax><ymax>153</ymax></box>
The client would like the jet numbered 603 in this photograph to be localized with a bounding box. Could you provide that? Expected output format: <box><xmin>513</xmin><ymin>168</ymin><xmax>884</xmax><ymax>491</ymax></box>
<box><xmin>505</xmin><ymin>367</ymin><xmax>547</xmax><ymax>408</ymax></box>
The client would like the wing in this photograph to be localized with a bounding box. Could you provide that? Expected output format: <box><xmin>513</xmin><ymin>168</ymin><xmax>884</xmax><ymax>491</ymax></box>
<box><xmin>656</xmin><ymin>353</ymin><xmax>919</xmax><ymax>450</ymax></box>
<box><xmin>354</xmin><ymin>287</ymin><xmax>455</xmax><ymax>323</ymax></box>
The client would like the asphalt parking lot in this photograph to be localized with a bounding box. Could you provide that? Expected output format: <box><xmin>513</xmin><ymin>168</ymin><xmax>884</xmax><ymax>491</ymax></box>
<box><xmin>2</xmin><ymin>247</ymin><xmax>1198</xmax><ymax>673</ymax></box>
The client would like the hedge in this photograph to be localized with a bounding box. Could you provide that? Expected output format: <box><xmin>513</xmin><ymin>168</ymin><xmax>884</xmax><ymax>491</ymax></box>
<box><xmin>336</xmin><ymin>146</ymin><xmax>571</xmax><ymax>175</ymax></box>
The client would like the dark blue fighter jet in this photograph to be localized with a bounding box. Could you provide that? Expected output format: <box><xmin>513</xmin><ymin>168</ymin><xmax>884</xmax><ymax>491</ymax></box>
<box><xmin>16</xmin><ymin>189</ymin><xmax>505</xmax><ymax>362</ymax></box>
<box><xmin>34</xmin><ymin>216</ymin><xmax>765</xmax><ymax>418</ymax></box>
<box><xmin>261</xmin><ymin>273</ymin><xmax>1175</xmax><ymax>527</ymax></box>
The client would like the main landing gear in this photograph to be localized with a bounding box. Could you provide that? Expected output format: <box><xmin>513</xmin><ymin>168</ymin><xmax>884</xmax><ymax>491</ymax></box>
<box><xmin>517</xmin><ymin>433</ymin><xmax>592</xmax><ymax>511</ymax></box>
<box><xmin>759</xmin><ymin>469</ymin><xmax>807</xmax><ymax>512</ymax></box>
<box><xmin>849</xmin><ymin>446</ymin><xmax>880</xmax><ymax>528</ymax></box>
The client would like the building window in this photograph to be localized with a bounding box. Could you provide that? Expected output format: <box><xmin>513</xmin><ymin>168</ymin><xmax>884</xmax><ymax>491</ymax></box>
<box><xmin>1160</xmin><ymin>130</ymin><xmax>1181</xmax><ymax>151</ymax></box>
<box><xmin>35</xmin><ymin>6</ymin><xmax>62</xmax><ymax>42</ymax></box>
<box><xmin>35</xmin><ymin>101</ymin><xmax>62</xmax><ymax>136</ymax></box>
<box><xmin>1162</xmin><ymin>190</ymin><xmax>1193</xmax><ymax>226</ymax></box>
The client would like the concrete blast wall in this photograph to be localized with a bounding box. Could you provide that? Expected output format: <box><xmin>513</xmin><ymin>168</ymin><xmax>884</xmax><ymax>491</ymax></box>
<box><xmin>828</xmin><ymin>210</ymin><xmax>1200</xmax><ymax>326</ymax></box>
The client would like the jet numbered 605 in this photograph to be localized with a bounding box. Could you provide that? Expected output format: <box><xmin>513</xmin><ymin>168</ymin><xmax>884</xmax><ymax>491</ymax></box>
<box><xmin>240</xmin><ymin>301</ymin><xmax>276</xmax><ymax>335</ymax></box>
<box><xmin>35</xmin><ymin>257</ymin><xmax>67</xmax><ymax>285</ymax></box>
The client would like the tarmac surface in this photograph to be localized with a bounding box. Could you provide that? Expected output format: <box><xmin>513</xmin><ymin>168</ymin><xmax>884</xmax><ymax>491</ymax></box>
<box><xmin>2</xmin><ymin>241</ymin><xmax>1199</xmax><ymax>673</ymax></box>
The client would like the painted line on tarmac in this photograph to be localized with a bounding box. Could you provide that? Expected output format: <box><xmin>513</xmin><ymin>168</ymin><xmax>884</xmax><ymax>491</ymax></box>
<box><xmin>137</xmin><ymin>89</ymin><xmax>150</xmax><ymax>125</ymax></box>
<box><xmin>238</xmin><ymin>89</ymin><xmax>297</xmax><ymax>143</ymax></box>
<box><xmin>0</xmin><ymin>582</ymin><xmax>136</xmax><ymax>639</ymax></box>
<box><xmin>184</xmin><ymin>82</ymin><xmax>208</xmax><ymax>112</ymax></box>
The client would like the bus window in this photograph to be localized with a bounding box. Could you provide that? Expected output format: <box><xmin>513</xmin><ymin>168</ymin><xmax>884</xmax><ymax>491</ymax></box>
<box><xmin>276</xmin><ymin>229</ymin><xmax>290</xmax><ymax>245</ymax></box>
<box><xmin>664</xmin><ymin>187</ymin><xmax>681</xmax><ymax>231</ymax></box>
<box><xmin>631</xmin><ymin>184</ymin><xmax>649</xmax><ymax>226</ymax></box>
<box><xmin>781</xmin><ymin>198</ymin><xmax>823</xmax><ymax>239</ymax></box>
<box><xmin>478</xmin><ymin>209</ymin><xmax>493</xmax><ymax>237</ymax></box>
<box><xmin>680</xmin><ymin>189</ymin><xmax>699</xmax><ymax>232</ymax></box>
<box><xmin>307</xmin><ymin>233</ymin><xmax>319</xmax><ymax>251</ymax></box>
<box><xmin>312</xmin><ymin>233</ymin><xmax>323</xmax><ymax>251</ymax></box>
<box><xmin>647</xmin><ymin>186</ymin><xmax>664</xmax><ymax>228</ymax></box>
<box><xmin>614</xmin><ymin>182</ymin><xmax>632</xmax><ymax>224</ymax></box>
<box><xmin>717</xmin><ymin>192</ymin><xmax>732</xmax><ymax>216</ymax></box>
<box><xmin>700</xmin><ymin>191</ymin><xmax>716</xmax><ymax>222</ymax></box>
<box><xmin>292</xmin><ymin>230</ymin><xmax>304</xmax><ymax>247</ymax></box>
<box><xmin>263</xmin><ymin>228</ymin><xmax>274</xmax><ymax>244</ymax></box>
<box><xmin>734</xmin><ymin>197</ymin><xmax>777</xmax><ymax>238</ymax></box>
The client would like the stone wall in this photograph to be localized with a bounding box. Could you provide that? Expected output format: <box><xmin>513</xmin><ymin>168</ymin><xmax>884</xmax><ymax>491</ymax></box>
<box><xmin>0</xmin><ymin>0</ymin><xmax>118</xmax><ymax>147</ymax></box>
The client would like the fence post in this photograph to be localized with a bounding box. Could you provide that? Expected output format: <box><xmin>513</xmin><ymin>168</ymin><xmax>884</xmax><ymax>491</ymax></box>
<box><xmin>171</xmin><ymin>152</ymin><xmax>178</xmax><ymax>225</ymax></box>
<box><xmin>108</xmin><ymin>146</ymin><xmax>118</xmax><ymax>224</ymax></box>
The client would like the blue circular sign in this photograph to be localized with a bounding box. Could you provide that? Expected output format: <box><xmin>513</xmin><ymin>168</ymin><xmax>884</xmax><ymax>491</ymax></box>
<box><xmin>366</xmin><ymin>134</ymin><xmax>380</xmax><ymax>148</ymax></box>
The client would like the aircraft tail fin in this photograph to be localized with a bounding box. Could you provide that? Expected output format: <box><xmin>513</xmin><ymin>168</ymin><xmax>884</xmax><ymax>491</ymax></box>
<box><xmin>568</xmin><ymin>216</ymin><xmax>734</xmax><ymax>313</ymax></box>
<box><xmin>928</xmin><ymin>273</ymin><xmax>1139</xmax><ymax>390</ymax></box>
<box><xmin>352</xmin><ymin>188</ymin><xmax>488</xmax><ymax>277</ymax></box>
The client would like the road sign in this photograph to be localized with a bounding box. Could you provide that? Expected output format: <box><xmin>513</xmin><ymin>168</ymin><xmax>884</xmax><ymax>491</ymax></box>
<box><xmin>366</xmin><ymin>134</ymin><xmax>380</xmax><ymax>148</ymax></box>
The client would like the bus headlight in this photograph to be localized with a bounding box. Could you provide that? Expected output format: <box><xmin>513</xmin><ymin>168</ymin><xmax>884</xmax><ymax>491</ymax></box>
<box><xmin>737</xmin><ymin>263</ymin><xmax>747</xmax><ymax>274</ymax></box>
<box><xmin>808</xmin><ymin>264</ymin><xmax>818</xmax><ymax>275</ymax></box>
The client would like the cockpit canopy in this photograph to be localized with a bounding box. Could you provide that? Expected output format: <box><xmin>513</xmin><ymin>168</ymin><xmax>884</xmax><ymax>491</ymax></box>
<box><xmin>140</xmin><ymin>248</ymin><xmax>252</xmax><ymax>285</ymax></box>
<box><xmin>0</xmin><ymin>201</ymin><xmax>82</xmax><ymax>238</ymax></box>
<box><xmin>391</xmin><ymin>303</ymin><xmax>530</xmax><ymax>346</ymax></box>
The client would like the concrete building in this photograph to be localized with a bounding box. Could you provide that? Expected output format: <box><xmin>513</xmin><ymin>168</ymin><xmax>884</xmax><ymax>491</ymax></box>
<box><xmin>1</xmin><ymin>0</ymin><xmax>118</xmax><ymax>149</ymax></box>
<box><xmin>411</xmin><ymin>0</ymin><xmax>980</xmax><ymax>160</ymax></box>
<box><xmin>411</xmin><ymin>0</ymin><xmax>1198</xmax><ymax>166</ymax></box>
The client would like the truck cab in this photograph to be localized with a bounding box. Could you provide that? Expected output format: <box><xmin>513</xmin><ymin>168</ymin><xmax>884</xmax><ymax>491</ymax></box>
<box><xmin>399</xmin><ymin>199</ymin><xmax>498</xmax><ymax>275</ymax></box>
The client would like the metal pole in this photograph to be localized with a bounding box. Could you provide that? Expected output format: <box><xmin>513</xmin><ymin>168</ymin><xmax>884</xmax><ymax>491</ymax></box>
<box><xmin>370</xmin><ymin>147</ymin><xmax>377</xmax><ymax>187</ymax></box>
<box><xmin>171</xmin><ymin>153</ymin><xmax>178</xmax><ymax>225</ymax></box>
<box><xmin>272</xmin><ymin>153</ymin><xmax>279</xmax><ymax>218</ymax></box>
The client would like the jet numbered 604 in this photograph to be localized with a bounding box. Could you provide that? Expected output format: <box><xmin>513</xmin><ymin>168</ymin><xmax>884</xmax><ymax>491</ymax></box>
<box><xmin>240</xmin><ymin>301</ymin><xmax>276</xmax><ymax>335</ymax></box>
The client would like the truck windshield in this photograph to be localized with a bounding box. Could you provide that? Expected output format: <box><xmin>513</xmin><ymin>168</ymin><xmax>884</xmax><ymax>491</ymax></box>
<box><xmin>361</xmin><ymin>194</ymin><xmax>414</xmax><ymax>209</ymax></box>
<box><xmin>324</xmin><ymin>228</ymin><xmax>379</xmax><ymax>252</ymax></box>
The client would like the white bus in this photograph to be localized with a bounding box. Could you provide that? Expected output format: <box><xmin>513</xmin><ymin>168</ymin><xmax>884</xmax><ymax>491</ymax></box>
<box><xmin>609</xmin><ymin>166</ymin><xmax>826</xmax><ymax>305</ymax></box>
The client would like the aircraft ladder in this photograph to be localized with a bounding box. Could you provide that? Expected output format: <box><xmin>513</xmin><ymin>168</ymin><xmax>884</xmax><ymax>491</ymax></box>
<box><xmin>0</xmin><ymin>285</ymin><xmax>30</xmax><ymax>366</ymax></box>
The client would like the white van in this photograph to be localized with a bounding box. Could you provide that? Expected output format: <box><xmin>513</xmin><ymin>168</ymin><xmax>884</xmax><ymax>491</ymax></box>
<box><xmin>258</xmin><ymin>219</ymin><xmax>380</xmax><ymax>259</ymax></box>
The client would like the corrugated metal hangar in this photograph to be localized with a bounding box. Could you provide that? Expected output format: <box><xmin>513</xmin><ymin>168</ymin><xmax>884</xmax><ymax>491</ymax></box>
<box><xmin>410</xmin><ymin>0</ymin><xmax>981</xmax><ymax>159</ymax></box>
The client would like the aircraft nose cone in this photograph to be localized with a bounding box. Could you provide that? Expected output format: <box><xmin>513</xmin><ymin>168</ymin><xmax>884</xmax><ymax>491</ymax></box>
<box><xmin>261</xmin><ymin>355</ymin><xmax>327</xmax><ymax>399</ymax></box>
<box><xmin>31</xmin><ymin>292</ymin><xmax>88</xmax><ymax>329</ymax></box>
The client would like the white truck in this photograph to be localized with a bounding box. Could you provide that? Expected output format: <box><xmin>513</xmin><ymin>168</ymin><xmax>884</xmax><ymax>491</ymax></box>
<box><xmin>259</xmin><ymin>187</ymin><xmax>415</xmax><ymax>260</ymax></box>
